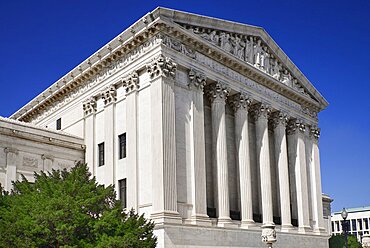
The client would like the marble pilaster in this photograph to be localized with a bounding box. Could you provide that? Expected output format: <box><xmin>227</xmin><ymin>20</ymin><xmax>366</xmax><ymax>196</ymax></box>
<box><xmin>83</xmin><ymin>97</ymin><xmax>97</xmax><ymax>175</ymax></box>
<box><xmin>230</xmin><ymin>93</ymin><xmax>255</xmax><ymax>228</ymax></box>
<box><xmin>147</xmin><ymin>55</ymin><xmax>181</xmax><ymax>224</ymax></box>
<box><xmin>123</xmin><ymin>71</ymin><xmax>139</xmax><ymax>211</ymax></box>
<box><xmin>4</xmin><ymin>147</ymin><xmax>18</xmax><ymax>191</ymax></box>
<box><xmin>206</xmin><ymin>82</ymin><xmax>232</xmax><ymax>227</ymax></box>
<box><xmin>41</xmin><ymin>154</ymin><xmax>54</xmax><ymax>172</ymax></box>
<box><xmin>102</xmin><ymin>85</ymin><xmax>116</xmax><ymax>185</ymax></box>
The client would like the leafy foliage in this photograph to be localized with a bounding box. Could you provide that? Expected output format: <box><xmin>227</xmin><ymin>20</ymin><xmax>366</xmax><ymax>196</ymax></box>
<box><xmin>0</xmin><ymin>163</ymin><xmax>156</xmax><ymax>248</ymax></box>
<box><xmin>329</xmin><ymin>234</ymin><xmax>363</xmax><ymax>248</ymax></box>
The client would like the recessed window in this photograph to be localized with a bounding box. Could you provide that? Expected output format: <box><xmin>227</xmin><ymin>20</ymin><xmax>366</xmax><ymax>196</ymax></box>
<box><xmin>98</xmin><ymin>143</ymin><xmax>105</xmax><ymax>166</ymax></box>
<box><xmin>119</xmin><ymin>179</ymin><xmax>127</xmax><ymax>208</ymax></box>
<box><xmin>118</xmin><ymin>133</ymin><xmax>126</xmax><ymax>159</ymax></box>
<box><xmin>56</xmin><ymin>118</ymin><xmax>61</xmax><ymax>130</ymax></box>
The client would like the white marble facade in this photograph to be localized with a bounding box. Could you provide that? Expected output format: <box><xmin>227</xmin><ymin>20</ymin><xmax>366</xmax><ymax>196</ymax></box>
<box><xmin>0</xmin><ymin>117</ymin><xmax>85</xmax><ymax>191</ymax></box>
<box><xmin>10</xmin><ymin>7</ymin><xmax>331</xmax><ymax>247</ymax></box>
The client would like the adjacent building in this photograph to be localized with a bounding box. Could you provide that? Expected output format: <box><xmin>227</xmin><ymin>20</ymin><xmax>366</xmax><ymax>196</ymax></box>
<box><xmin>332</xmin><ymin>207</ymin><xmax>370</xmax><ymax>245</ymax></box>
<box><xmin>5</xmin><ymin>7</ymin><xmax>331</xmax><ymax>247</ymax></box>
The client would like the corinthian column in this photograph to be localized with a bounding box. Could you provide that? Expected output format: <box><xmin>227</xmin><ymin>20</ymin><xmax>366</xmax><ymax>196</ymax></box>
<box><xmin>123</xmin><ymin>71</ymin><xmax>140</xmax><ymax>211</ymax></box>
<box><xmin>83</xmin><ymin>97</ymin><xmax>97</xmax><ymax>175</ymax></box>
<box><xmin>308</xmin><ymin>126</ymin><xmax>326</xmax><ymax>234</ymax></box>
<box><xmin>230</xmin><ymin>93</ymin><xmax>255</xmax><ymax>228</ymax></box>
<box><xmin>206</xmin><ymin>82</ymin><xmax>231</xmax><ymax>227</ymax></box>
<box><xmin>252</xmin><ymin>103</ymin><xmax>274</xmax><ymax>227</ymax></box>
<box><xmin>188</xmin><ymin>69</ymin><xmax>210</xmax><ymax>226</ymax></box>
<box><xmin>270</xmin><ymin>112</ymin><xmax>293</xmax><ymax>231</ymax></box>
<box><xmin>147</xmin><ymin>55</ymin><xmax>181</xmax><ymax>224</ymax></box>
<box><xmin>287</xmin><ymin>119</ymin><xmax>311</xmax><ymax>233</ymax></box>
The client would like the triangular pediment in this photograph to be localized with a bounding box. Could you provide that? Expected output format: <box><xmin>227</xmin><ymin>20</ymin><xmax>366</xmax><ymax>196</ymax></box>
<box><xmin>155</xmin><ymin>7</ymin><xmax>328</xmax><ymax>109</ymax></box>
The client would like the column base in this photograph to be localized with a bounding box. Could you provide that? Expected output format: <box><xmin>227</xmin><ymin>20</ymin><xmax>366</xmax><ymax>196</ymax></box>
<box><xmin>298</xmin><ymin>225</ymin><xmax>312</xmax><ymax>234</ymax></box>
<box><xmin>280</xmin><ymin>224</ymin><xmax>294</xmax><ymax>232</ymax></box>
<box><xmin>151</xmin><ymin>211</ymin><xmax>182</xmax><ymax>225</ymax></box>
<box><xmin>217</xmin><ymin>217</ymin><xmax>234</xmax><ymax>227</ymax></box>
<box><xmin>312</xmin><ymin>226</ymin><xmax>326</xmax><ymax>235</ymax></box>
<box><xmin>240</xmin><ymin>220</ymin><xmax>256</xmax><ymax>229</ymax></box>
<box><xmin>186</xmin><ymin>214</ymin><xmax>212</xmax><ymax>226</ymax></box>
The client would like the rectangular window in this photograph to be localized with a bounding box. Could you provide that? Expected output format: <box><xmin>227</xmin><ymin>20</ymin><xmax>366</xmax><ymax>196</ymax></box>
<box><xmin>332</xmin><ymin>222</ymin><xmax>335</xmax><ymax>232</ymax></box>
<box><xmin>352</xmin><ymin>219</ymin><xmax>357</xmax><ymax>231</ymax></box>
<box><xmin>98</xmin><ymin>143</ymin><xmax>105</xmax><ymax>166</ymax></box>
<box><xmin>336</xmin><ymin>221</ymin><xmax>340</xmax><ymax>232</ymax></box>
<box><xmin>118</xmin><ymin>133</ymin><xmax>127</xmax><ymax>159</ymax></box>
<box><xmin>359</xmin><ymin>219</ymin><xmax>363</xmax><ymax>230</ymax></box>
<box><xmin>119</xmin><ymin>179</ymin><xmax>127</xmax><ymax>209</ymax></box>
<box><xmin>56</xmin><ymin>118</ymin><xmax>61</xmax><ymax>130</ymax></box>
<box><xmin>364</xmin><ymin>218</ymin><xmax>369</xmax><ymax>230</ymax></box>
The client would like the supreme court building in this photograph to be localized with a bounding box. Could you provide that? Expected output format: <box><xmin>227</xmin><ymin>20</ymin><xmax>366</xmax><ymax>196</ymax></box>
<box><xmin>4</xmin><ymin>7</ymin><xmax>331</xmax><ymax>247</ymax></box>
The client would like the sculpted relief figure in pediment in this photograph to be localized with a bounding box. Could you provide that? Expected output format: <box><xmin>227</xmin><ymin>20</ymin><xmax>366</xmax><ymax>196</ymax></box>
<box><xmin>182</xmin><ymin>24</ymin><xmax>311</xmax><ymax>98</ymax></box>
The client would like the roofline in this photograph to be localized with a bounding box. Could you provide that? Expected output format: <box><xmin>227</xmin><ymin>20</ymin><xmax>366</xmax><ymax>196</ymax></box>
<box><xmin>11</xmin><ymin>6</ymin><xmax>328</xmax><ymax>121</ymax></box>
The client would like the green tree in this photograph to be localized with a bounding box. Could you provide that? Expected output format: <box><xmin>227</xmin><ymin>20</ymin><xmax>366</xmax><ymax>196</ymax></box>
<box><xmin>329</xmin><ymin>234</ymin><xmax>363</xmax><ymax>248</ymax></box>
<box><xmin>0</xmin><ymin>163</ymin><xmax>156</xmax><ymax>248</ymax></box>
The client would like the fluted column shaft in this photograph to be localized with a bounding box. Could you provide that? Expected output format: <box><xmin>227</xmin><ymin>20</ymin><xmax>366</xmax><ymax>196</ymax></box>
<box><xmin>271</xmin><ymin>112</ymin><xmax>293</xmax><ymax>231</ymax></box>
<box><xmin>253</xmin><ymin>104</ymin><xmax>274</xmax><ymax>226</ymax></box>
<box><xmin>188</xmin><ymin>70</ymin><xmax>210</xmax><ymax>225</ymax></box>
<box><xmin>231</xmin><ymin>94</ymin><xmax>254</xmax><ymax>227</ymax></box>
<box><xmin>287</xmin><ymin>120</ymin><xmax>311</xmax><ymax>233</ymax></box>
<box><xmin>207</xmin><ymin>82</ymin><xmax>231</xmax><ymax>226</ymax></box>
<box><xmin>147</xmin><ymin>55</ymin><xmax>181</xmax><ymax>224</ymax></box>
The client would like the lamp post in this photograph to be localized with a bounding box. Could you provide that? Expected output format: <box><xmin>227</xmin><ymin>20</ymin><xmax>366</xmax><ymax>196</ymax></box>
<box><xmin>341</xmin><ymin>208</ymin><xmax>348</xmax><ymax>248</ymax></box>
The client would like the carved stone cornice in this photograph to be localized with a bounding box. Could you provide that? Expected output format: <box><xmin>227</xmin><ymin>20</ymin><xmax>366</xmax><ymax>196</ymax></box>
<box><xmin>188</xmin><ymin>69</ymin><xmax>206</xmax><ymax>91</ymax></box>
<box><xmin>4</xmin><ymin>147</ymin><xmax>19</xmax><ymax>155</ymax></box>
<box><xmin>287</xmin><ymin>119</ymin><xmax>306</xmax><ymax>135</ymax></box>
<box><xmin>269</xmin><ymin>111</ymin><xmax>288</xmax><ymax>129</ymax></box>
<box><xmin>251</xmin><ymin>103</ymin><xmax>271</xmax><ymax>121</ymax></box>
<box><xmin>122</xmin><ymin>71</ymin><xmax>140</xmax><ymax>94</ymax></box>
<box><xmin>146</xmin><ymin>54</ymin><xmax>177</xmax><ymax>80</ymax></box>
<box><xmin>310</xmin><ymin>126</ymin><xmax>320</xmax><ymax>140</ymax></box>
<box><xmin>205</xmin><ymin>82</ymin><xmax>230</xmax><ymax>104</ymax></box>
<box><xmin>228</xmin><ymin>93</ymin><xmax>252</xmax><ymax>112</ymax></box>
<box><xmin>102</xmin><ymin>85</ymin><xmax>117</xmax><ymax>106</ymax></box>
<box><xmin>82</xmin><ymin>97</ymin><xmax>97</xmax><ymax>116</ymax></box>
<box><xmin>13</xmin><ymin>22</ymin><xmax>166</xmax><ymax>122</ymax></box>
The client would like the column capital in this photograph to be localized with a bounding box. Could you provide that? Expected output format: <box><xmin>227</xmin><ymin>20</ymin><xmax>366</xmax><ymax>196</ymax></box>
<box><xmin>41</xmin><ymin>154</ymin><xmax>54</xmax><ymax>161</ymax></box>
<box><xmin>122</xmin><ymin>70</ymin><xmax>140</xmax><ymax>94</ymax></box>
<box><xmin>102</xmin><ymin>85</ymin><xmax>117</xmax><ymax>106</ymax></box>
<box><xmin>287</xmin><ymin>119</ymin><xmax>306</xmax><ymax>135</ymax></box>
<box><xmin>229</xmin><ymin>93</ymin><xmax>252</xmax><ymax>112</ymax></box>
<box><xmin>205</xmin><ymin>82</ymin><xmax>230</xmax><ymax>104</ymax></box>
<box><xmin>270</xmin><ymin>111</ymin><xmax>288</xmax><ymax>129</ymax></box>
<box><xmin>188</xmin><ymin>69</ymin><xmax>206</xmax><ymax>91</ymax></box>
<box><xmin>83</xmin><ymin>97</ymin><xmax>97</xmax><ymax>116</ymax></box>
<box><xmin>4</xmin><ymin>147</ymin><xmax>18</xmax><ymax>155</ymax></box>
<box><xmin>146</xmin><ymin>54</ymin><xmax>177</xmax><ymax>80</ymax></box>
<box><xmin>309</xmin><ymin>126</ymin><xmax>321</xmax><ymax>141</ymax></box>
<box><xmin>251</xmin><ymin>103</ymin><xmax>271</xmax><ymax>121</ymax></box>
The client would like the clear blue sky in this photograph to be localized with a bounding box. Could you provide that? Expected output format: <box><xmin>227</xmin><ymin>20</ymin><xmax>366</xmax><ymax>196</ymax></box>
<box><xmin>1</xmin><ymin>0</ymin><xmax>369</xmax><ymax>212</ymax></box>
